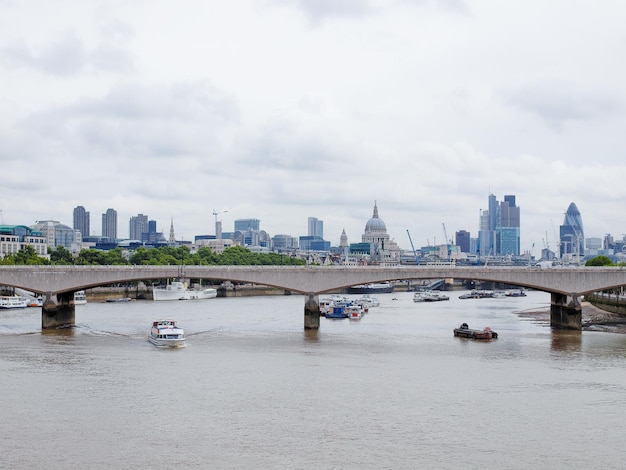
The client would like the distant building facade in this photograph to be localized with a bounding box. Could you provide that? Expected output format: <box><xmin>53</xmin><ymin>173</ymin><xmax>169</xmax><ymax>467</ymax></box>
<box><xmin>272</xmin><ymin>234</ymin><xmax>299</xmax><ymax>251</ymax></box>
<box><xmin>559</xmin><ymin>202</ymin><xmax>584</xmax><ymax>259</ymax></box>
<box><xmin>307</xmin><ymin>217</ymin><xmax>323</xmax><ymax>239</ymax></box>
<box><xmin>73</xmin><ymin>206</ymin><xmax>90</xmax><ymax>238</ymax></box>
<box><xmin>0</xmin><ymin>225</ymin><xmax>48</xmax><ymax>257</ymax></box>
<box><xmin>195</xmin><ymin>237</ymin><xmax>233</xmax><ymax>253</ymax></box>
<box><xmin>102</xmin><ymin>209</ymin><xmax>117</xmax><ymax>241</ymax></box>
<box><xmin>352</xmin><ymin>202</ymin><xmax>400</xmax><ymax>265</ymax></box>
<box><xmin>129</xmin><ymin>214</ymin><xmax>149</xmax><ymax>241</ymax></box>
<box><xmin>299</xmin><ymin>236</ymin><xmax>329</xmax><ymax>251</ymax></box>
<box><xmin>234</xmin><ymin>219</ymin><xmax>260</xmax><ymax>232</ymax></box>
<box><xmin>31</xmin><ymin>220</ymin><xmax>81</xmax><ymax>252</ymax></box>
<box><xmin>455</xmin><ymin>230</ymin><xmax>470</xmax><ymax>253</ymax></box>
<box><xmin>478</xmin><ymin>193</ymin><xmax>521</xmax><ymax>256</ymax></box>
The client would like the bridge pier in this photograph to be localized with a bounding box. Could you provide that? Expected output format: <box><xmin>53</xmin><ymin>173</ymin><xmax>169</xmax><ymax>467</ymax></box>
<box><xmin>550</xmin><ymin>293</ymin><xmax>582</xmax><ymax>330</ymax></box>
<box><xmin>42</xmin><ymin>292</ymin><xmax>75</xmax><ymax>329</ymax></box>
<box><xmin>304</xmin><ymin>293</ymin><xmax>320</xmax><ymax>330</ymax></box>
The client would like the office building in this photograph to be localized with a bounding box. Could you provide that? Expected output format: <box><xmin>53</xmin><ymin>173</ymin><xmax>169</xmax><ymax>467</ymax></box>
<box><xmin>234</xmin><ymin>219</ymin><xmax>260</xmax><ymax>232</ymax></box>
<box><xmin>455</xmin><ymin>230</ymin><xmax>470</xmax><ymax>253</ymax></box>
<box><xmin>478</xmin><ymin>193</ymin><xmax>521</xmax><ymax>256</ymax></box>
<box><xmin>308</xmin><ymin>217</ymin><xmax>323</xmax><ymax>239</ymax></box>
<box><xmin>129</xmin><ymin>214</ymin><xmax>149</xmax><ymax>241</ymax></box>
<box><xmin>102</xmin><ymin>209</ymin><xmax>117</xmax><ymax>241</ymax></box>
<box><xmin>73</xmin><ymin>206</ymin><xmax>90</xmax><ymax>238</ymax></box>
<box><xmin>30</xmin><ymin>220</ymin><xmax>81</xmax><ymax>251</ymax></box>
<box><xmin>559</xmin><ymin>202</ymin><xmax>584</xmax><ymax>259</ymax></box>
<box><xmin>499</xmin><ymin>195</ymin><xmax>521</xmax><ymax>256</ymax></box>
<box><xmin>0</xmin><ymin>225</ymin><xmax>48</xmax><ymax>257</ymax></box>
<box><xmin>272</xmin><ymin>234</ymin><xmax>299</xmax><ymax>250</ymax></box>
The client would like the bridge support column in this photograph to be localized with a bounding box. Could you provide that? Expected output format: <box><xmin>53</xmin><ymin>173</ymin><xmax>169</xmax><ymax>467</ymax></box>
<box><xmin>42</xmin><ymin>292</ymin><xmax>75</xmax><ymax>329</ymax></box>
<box><xmin>550</xmin><ymin>293</ymin><xmax>582</xmax><ymax>330</ymax></box>
<box><xmin>304</xmin><ymin>293</ymin><xmax>320</xmax><ymax>330</ymax></box>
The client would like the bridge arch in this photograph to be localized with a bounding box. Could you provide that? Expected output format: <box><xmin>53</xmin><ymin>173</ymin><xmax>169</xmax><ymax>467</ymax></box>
<box><xmin>3</xmin><ymin>265</ymin><xmax>626</xmax><ymax>330</ymax></box>
<box><xmin>2</xmin><ymin>265</ymin><xmax>626</xmax><ymax>297</ymax></box>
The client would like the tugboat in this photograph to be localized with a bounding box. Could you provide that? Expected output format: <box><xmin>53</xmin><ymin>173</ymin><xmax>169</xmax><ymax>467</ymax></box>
<box><xmin>453</xmin><ymin>323</ymin><xmax>498</xmax><ymax>340</ymax></box>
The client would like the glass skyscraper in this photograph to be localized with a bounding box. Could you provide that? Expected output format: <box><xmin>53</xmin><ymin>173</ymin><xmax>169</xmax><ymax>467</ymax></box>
<box><xmin>307</xmin><ymin>217</ymin><xmax>323</xmax><ymax>239</ymax></box>
<box><xmin>234</xmin><ymin>219</ymin><xmax>260</xmax><ymax>232</ymax></box>
<box><xmin>559</xmin><ymin>202</ymin><xmax>584</xmax><ymax>258</ymax></box>
<box><xmin>478</xmin><ymin>193</ymin><xmax>521</xmax><ymax>256</ymax></box>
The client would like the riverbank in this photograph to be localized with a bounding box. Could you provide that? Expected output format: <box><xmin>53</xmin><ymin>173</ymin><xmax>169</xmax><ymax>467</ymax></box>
<box><xmin>517</xmin><ymin>301</ymin><xmax>626</xmax><ymax>334</ymax></box>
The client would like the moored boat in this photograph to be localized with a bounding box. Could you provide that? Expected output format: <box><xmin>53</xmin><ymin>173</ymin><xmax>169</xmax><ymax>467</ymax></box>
<box><xmin>28</xmin><ymin>296</ymin><xmax>43</xmax><ymax>307</ymax></box>
<box><xmin>346</xmin><ymin>305</ymin><xmax>364</xmax><ymax>320</ymax></box>
<box><xmin>506</xmin><ymin>289</ymin><xmax>527</xmax><ymax>297</ymax></box>
<box><xmin>74</xmin><ymin>291</ymin><xmax>87</xmax><ymax>305</ymax></box>
<box><xmin>414</xmin><ymin>291</ymin><xmax>450</xmax><ymax>302</ymax></box>
<box><xmin>347</xmin><ymin>282</ymin><xmax>394</xmax><ymax>294</ymax></box>
<box><xmin>148</xmin><ymin>320</ymin><xmax>186</xmax><ymax>348</ymax></box>
<box><xmin>0</xmin><ymin>295</ymin><xmax>29</xmax><ymax>309</ymax></box>
<box><xmin>324</xmin><ymin>305</ymin><xmax>348</xmax><ymax>319</ymax></box>
<box><xmin>355</xmin><ymin>294</ymin><xmax>380</xmax><ymax>308</ymax></box>
<box><xmin>453</xmin><ymin>323</ymin><xmax>498</xmax><ymax>340</ymax></box>
<box><xmin>153</xmin><ymin>280</ymin><xmax>218</xmax><ymax>301</ymax></box>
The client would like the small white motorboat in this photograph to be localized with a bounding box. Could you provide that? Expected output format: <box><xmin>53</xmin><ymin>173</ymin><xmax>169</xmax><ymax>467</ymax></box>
<box><xmin>148</xmin><ymin>320</ymin><xmax>186</xmax><ymax>348</ymax></box>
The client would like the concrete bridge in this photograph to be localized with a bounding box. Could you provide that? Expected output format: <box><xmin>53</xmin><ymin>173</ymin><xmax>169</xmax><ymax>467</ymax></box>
<box><xmin>2</xmin><ymin>265</ymin><xmax>626</xmax><ymax>330</ymax></box>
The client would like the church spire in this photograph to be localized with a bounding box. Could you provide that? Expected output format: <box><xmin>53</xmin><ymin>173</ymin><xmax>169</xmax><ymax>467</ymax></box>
<box><xmin>340</xmin><ymin>228</ymin><xmax>348</xmax><ymax>247</ymax></box>
<box><xmin>169</xmin><ymin>217</ymin><xmax>175</xmax><ymax>243</ymax></box>
<box><xmin>372</xmin><ymin>201</ymin><xmax>379</xmax><ymax>218</ymax></box>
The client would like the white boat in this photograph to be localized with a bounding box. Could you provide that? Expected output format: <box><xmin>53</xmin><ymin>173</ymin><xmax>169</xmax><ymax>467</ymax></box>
<box><xmin>74</xmin><ymin>291</ymin><xmax>87</xmax><ymax>305</ymax></box>
<box><xmin>346</xmin><ymin>305</ymin><xmax>364</xmax><ymax>320</ymax></box>
<box><xmin>0</xmin><ymin>295</ymin><xmax>29</xmax><ymax>309</ymax></box>
<box><xmin>28</xmin><ymin>296</ymin><xmax>43</xmax><ymax>307</ymax></box>
<box><xmin>148</xmin><ymin>320</ymin><xmax>186</xmax><ymax>348</ymax></box>
<box><xmin>355</xmin><ymin>294</ymin><xmax>380</xmax><ymax>308</ymax></box>
<box><xmin>319</xmin><ymin>298</ymin><xmax>334</xmax><ymax>315</ymax></box>
<box><xmin>152</xmin><ymin>280</ymin><xmax>217</xmax><ymax>301</ymax></box>
<box><xmin>414</xmin><ymin>291</ymin><xmax>450</xmax><ymax>302</ymax></box>
<box><xmin>413</xmin><ymin>291</ymin><xmax>427</xmax><ymax>302</ymax></box>
<box><xmin>347</xmin><ymin>282</ymin><xmax>394</xmax><ymax>294</ymax></box>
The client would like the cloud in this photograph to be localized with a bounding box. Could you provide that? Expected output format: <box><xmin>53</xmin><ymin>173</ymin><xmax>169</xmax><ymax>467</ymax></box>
<box><xmin>278</xmin><ymin>0</ymin><xmax>377</xmax><ymax>24</ymax></box>
<box><xmin>0</xmin><ymin>28</ymin><xmax>135</xmax><ymax>76</ymax></box>
<box><xmin>502</xmin><ymin>80</ymin><xmax>623</xmax><ymax>129</ymax></box>
<box><xmin>1</xmin><ymin>31</ymin><xmax>86</xmax><ymax>76</ymax></box>
<box><xmin>17</xmin><ymin>80</ymin><xmax>240</xmax><ymax>161</ymax></box>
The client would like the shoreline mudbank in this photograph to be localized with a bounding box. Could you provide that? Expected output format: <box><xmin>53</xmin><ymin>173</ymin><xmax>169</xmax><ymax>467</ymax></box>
<box><xmin>517</xmin><ymin>301</ymin><xmax>626</xmax><ymax>334</ymax></box>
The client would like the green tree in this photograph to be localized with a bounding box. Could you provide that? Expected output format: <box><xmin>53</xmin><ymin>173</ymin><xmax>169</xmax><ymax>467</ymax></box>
<box><xmin>76</xmin><ymin>247</ymin><xmax>129</xmax><ymax>265</ymax></box>
<box><xmin>49</xmin><ymin>245</ymin><xmax>74</xmax><ymax>264</ymax></box>
<box><xmin>585</xmin><ymin>255</ymin><xmax>614</xmax><ymax>266</ymax></box>
<box><xmin>0</xmin><ymin>245</ymin><xmax>49</xmax><ymax>265</ymax></box>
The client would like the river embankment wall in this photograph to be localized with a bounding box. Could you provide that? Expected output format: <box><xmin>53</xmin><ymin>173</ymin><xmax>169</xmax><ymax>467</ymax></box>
<box><xmin>83</xmin><ymin>280</ymin><xmax>419</xmax><ymax>301</ymax></box>
<box><xmin>586</xmin><ymin>293</ymin><xmax>626</xmax><ymax>316</ymax></box>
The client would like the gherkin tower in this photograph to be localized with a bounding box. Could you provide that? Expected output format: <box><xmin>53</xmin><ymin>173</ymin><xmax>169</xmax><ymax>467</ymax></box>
<box><xmin>559</xmin><ymin>202</ymin><xmax>584</xmax><ymax>258</ymax></box>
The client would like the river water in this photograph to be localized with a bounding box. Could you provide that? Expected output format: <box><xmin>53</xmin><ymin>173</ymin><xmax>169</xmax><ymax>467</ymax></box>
<box><xmin>1</xmin><ymin>290</ymin><xmax>626</xmax><ymax>469</ymax></box>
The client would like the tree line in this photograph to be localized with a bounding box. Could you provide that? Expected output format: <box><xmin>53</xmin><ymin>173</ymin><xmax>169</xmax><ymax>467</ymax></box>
<box><xmin>0</xmin><ymin>245</ymin><xmax>306</xmax><ymax>266</ymax></box>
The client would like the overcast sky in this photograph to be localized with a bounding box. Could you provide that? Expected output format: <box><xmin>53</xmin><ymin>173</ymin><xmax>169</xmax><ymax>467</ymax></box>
<box><xmin>1</xmin><ymin>0</ymin><xmax>625</xmax><ymax>254</ymax></box>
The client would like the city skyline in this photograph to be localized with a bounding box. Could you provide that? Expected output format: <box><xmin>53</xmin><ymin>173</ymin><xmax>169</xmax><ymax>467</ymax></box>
<box><xmin>11</xmin><ymin>197</ymin><xmax>622</xmax><ymax>255</ymax></box>
<box><xmin>2</xmin><ymin>2</ymin><xmax>626</xmax><ymax>252</ymax></box>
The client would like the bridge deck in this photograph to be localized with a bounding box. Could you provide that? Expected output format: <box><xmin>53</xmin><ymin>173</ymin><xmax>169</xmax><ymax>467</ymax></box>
<box><xmin>1</xmin><ymin>265</ymin><xmax>626</xmax><ymax>296</ymax></box>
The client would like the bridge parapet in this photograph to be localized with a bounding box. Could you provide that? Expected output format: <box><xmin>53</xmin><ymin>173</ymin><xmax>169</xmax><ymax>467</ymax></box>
<box><xmin>1</xmin><ymin>265</ymin><xmax>626</xmax><ymax>297</ymax></box>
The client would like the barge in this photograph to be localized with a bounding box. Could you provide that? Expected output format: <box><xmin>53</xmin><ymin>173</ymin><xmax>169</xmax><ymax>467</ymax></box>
<box><xmin>453</xmin><ymin>323</ymin><xmax>498</xmax><ymax>340</ymax></box>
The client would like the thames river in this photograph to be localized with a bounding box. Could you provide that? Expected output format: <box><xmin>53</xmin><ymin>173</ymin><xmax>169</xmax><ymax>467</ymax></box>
<box><xmin>2</xmin><ymin>290</ymin><xmax>626</xmax><ymax>469</ymax></box>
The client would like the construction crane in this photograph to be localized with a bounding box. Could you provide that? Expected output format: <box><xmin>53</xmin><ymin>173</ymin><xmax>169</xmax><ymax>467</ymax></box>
<box><xmin>551</xmin><ymin>219</ymin><xmax>561</xmax><ymax>259</ymax></box>
<box><xmin>442</xmin><ymin>223</ymin><xmax>451</xmax><ymax>260</ymax></box>
<box><xmin>406</xmin><ymin>230</ymin><xmax>419</xmax><ymax>265</ymax></box>
<box><xmin>212</xmin><ymin>209</ymin><xmax>228</xmax><ymax>238</ymax></box>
